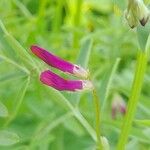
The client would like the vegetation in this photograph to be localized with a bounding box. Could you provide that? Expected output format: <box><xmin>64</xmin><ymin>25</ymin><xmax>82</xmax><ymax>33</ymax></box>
<box><xmin>0</xmin><ymin>0</ymin><xmax>150</xmax><ymax>150</ymax></box>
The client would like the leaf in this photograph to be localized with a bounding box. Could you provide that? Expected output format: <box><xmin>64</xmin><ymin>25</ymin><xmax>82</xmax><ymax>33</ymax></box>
<box><xmin>0</xmin><ymin>54</ymin><xmax>29</xmax><ymax>74</ymax></box>
<box><xmin>64</xmin><ymin>117</ymin><xmax>85</xmax><ymax>136</ymax></box>
<box><xmin>137</xmin><ymin>23</ymin><xmax>150</xmax><ymax>51</ymax></box>
<box><xmin>103</xmin><ymin>120</ymin><xmax>150</xmax><ymax>144</ymax></box>
<box><xmin>76</xmin><ymin>37</ymin><xmax>93</xmax><ymax>68</ymax></box>
<box><xmin>100</xmin><ymin>58</ymin><xmax>120</xmax><ymax>112</ymax></box>
<box><xmin>31</xmin><ymin>113</ymin><xmax>72</xmax><ymax>143</ymax></box>
<box><xmin>0</xmin><ymin>20</ymin><xmax>38</xmax><ymax>71</ymax></box>
<box><xmin>71</xmin><ymin>37</ymin><xmax>93</xmax><ymax>105</ymax></box>
<box><xmin>45</xmin><ymin>87</ymin><xmax>96</xmax><ymax>141</ymax></box>
<box><xmin>0</xmin><ymin>102</ymin><xmax>8</xmax><ymax>118</ymax></box>
<box><xmin>0</xmin><ymin>130</ymin><xmax>19</xmax><ymax>146</ymax></box>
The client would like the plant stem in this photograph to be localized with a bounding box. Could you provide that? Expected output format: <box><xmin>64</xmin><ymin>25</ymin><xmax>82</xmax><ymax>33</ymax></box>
<box><xmin>117</xmin><ymin>51</ymin><xmax>147</xmax><ymax>150</ymax></box>
<box><xmin>73</xmin><ymin>0</ymin><xmax>83</xmax><ymax>48</ymax></box>
<box><xmin>53</xmin><ymin>0</ymin><xmax>64</xmax><ymax>32</ymax></box>
<box><xmin>92</xmin><ymin>88</ymin><xmax>103</xmax><ymax>150</ymax></box>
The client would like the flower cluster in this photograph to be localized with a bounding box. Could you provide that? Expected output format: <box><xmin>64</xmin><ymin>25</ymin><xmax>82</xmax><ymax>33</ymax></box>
<box><xmin>30</xmin><ymin>45</ymin><xmax>93</xmax><ymax>92</ymax></box>
<box><xmin>125</xmin><ymin>0</ymin><xmax>150</xmax><ymax>28</ymax></box>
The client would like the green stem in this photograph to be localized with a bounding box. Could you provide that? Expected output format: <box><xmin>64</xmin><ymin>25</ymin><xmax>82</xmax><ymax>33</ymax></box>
<box><xmin>73</xmin><ymin>0</ymin><xmax>83</xmax><ymax>48</ymax></box>
<box><xmin>38</xmin><ymin>0</ymin><xmax>48</xmax><ymax>19</ymax></box>
<box><xmin>117</xmin><ymin>51</ymin><xmax>147</xmax><ymax>150</ymax></box>
<box><xmin>92</xmin><ymin>88</ymin><xmax>103</xmax><ymax>150</ymax></box>
<box><xmin>53</xmin><ymin>0</ymin><xmax>64</xmax><ymax>32</ymax></box>
<box><xmin>37</xmin><ymin>0</ymin><xmax>48</xmax><ymax>33</ymax></box>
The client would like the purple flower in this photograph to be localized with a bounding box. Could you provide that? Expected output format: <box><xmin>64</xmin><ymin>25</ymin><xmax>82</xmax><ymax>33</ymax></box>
<box><xmin>40</xmin><ymin>70</ymin><xmax>93</xmax><ymax>92</ymax></box>
<box><xmin>111</xmin><ymin>94</ymin><xmax>126</xmax><ymax>119</ymax></box>
<box><xmin>31</xmin><ymin>45</ymin><xmax>88</xmax><ymax>78</ymax></box>
<box><xmin>30</xmin><ymin>45</ymin><xmax>93</xmax><ymax>92</ymax></box>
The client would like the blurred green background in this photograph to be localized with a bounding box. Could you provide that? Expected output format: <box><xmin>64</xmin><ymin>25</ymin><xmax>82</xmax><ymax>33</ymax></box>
<box><xmin>0</xmin><ymin>0</ymin><xmax>150</xmax><ymax>150</ymax></box>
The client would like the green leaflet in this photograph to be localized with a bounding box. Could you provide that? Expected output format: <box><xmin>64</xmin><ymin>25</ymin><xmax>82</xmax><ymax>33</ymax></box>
<box><xmin>71</xmin><ymin>37</ymin><xmax>93</xmax><ymax>106</ymax></box>
<box><xmin>100</xmin><ymin>58</ymin><xmax>120</xmax><ymax>113</ymax></box>
<box><xmin>76</xmin><ymin>37</ymin><xmax>93</xmax><ymax>68</ymax></box>
<box><xmin>0</xmin><ymin>130</ymin><xmax>19</xmax><ymax>146</ymax></box>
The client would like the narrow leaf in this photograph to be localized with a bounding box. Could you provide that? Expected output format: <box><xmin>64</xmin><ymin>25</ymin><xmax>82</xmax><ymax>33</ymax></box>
<box><xmin>100</xmin><ymin>58</ymin><xmax>120</xmax><ymax>112</ymax></box>
<box><xmin>71</xmin><ymin>37</ymin><xmax>93</xmax><ymax>105</ymax></box>
<box><xmin>76</xmin><ymin>37</ymin><xmax>93</xmax><ymax>68</ymax></box>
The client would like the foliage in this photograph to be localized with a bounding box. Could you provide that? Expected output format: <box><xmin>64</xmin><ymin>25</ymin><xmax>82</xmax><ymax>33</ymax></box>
<box><xmin>0</xmin><ymin>0</ymin><xmax>150</xmax><ymax>149</ymax></box>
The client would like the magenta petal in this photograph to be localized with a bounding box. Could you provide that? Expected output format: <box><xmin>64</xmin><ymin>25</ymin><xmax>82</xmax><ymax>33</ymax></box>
<box><xmin>31</xmin><ymin>45</ymin><xmax>74</xmax><ymax>74</ymax></box>
<box><xmin>40</xmin><ymin>70</ymin><xmax>83</xmax><ymax>91</ymax></box>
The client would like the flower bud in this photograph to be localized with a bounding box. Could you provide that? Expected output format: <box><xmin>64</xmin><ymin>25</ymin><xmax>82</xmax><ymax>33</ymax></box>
<box><xmin>125</xmin><ymin>0</ymin><xmax>150</xmax><ymax>28</ymax></box>
<box><xmin>125</xmin><ymin>9</ymin><xmax>138</xmax><ymax>28</ymax></box>
<box><xmin>111</xmin><ymin>94</ymin><xmax>126</xmax><ymax>119</ymax></box>
<box><xmin>136</xmin><ymin>0</ymin><xmax>150</xmax><ymax>26</ymax></box>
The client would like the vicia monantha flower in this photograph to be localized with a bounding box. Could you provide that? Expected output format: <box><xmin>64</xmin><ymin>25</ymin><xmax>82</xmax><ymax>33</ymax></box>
<box><xmin>31</xmin><ymin>45</ymin><xmax>89</xmax><ymax>78</ymax></box>
<box><xmin>111</xmin><ymin>94</ymin><xmax>126</xmax><ymax>119</ymax></box>
<box><xmin>30</xmin><ymin>45</ymin><xmax>93</xmax><ymax>92</ymax></box>
<box><xmin>40</xmin><ymin>70</ymin><xmax>93</xmax><ymax>91</ymax></box>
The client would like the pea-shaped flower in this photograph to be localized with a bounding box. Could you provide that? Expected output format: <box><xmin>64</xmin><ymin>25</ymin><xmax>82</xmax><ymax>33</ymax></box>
<box><xmin>40</xmin><ymin>70</ymin><xmax>93</xmax><ymax>91</ymax></box>
<box><xmin>111</xmin><ymin>94</ymin><xmax>126</xmax><ymax>119</ymax></box>
<box><xmin>31</xmin><ymin>45</ymin><xmax>89</xmax><ymax>78</ymax></box>
<box><xmin>30</xmin><ymin>45</ymin><xmax>93</xmax><ymax>92</ymax></box>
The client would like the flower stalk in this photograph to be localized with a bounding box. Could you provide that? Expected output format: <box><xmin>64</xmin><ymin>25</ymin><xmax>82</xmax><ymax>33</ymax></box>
<box><xmin>92</xmin><ymin>88</ymin><xmax>103</xmax><ymax>150</ymax></box>
<box><xmin>117</xmin><ymin>51</ymin><xmax>147</xmax><ymax>150</ymax></box>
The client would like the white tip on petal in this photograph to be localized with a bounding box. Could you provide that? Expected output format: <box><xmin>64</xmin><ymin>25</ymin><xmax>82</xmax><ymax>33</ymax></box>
<box><xmin>73</xmin><ymin>65</ymin><xmax>89</xmax><ymax>79</ymax></box>
<box><xmin>82</xmin><ymin>80</ymin><xmax>94</xmax><ymax>91</ymax></box>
